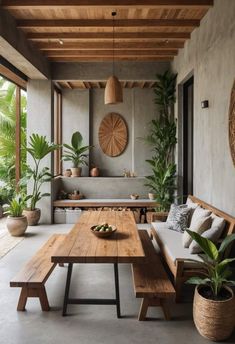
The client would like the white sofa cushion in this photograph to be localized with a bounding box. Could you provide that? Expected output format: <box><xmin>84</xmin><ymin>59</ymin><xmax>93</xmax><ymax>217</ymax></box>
<box><xmin>189</xmin><ymin>225</ymin><xmax>223</xmax><ymax>254</ymax></box>
<box><xmin>151</xmin><ymin>222</ymin><xmax>203</xmax><ymax>268</ymax></box>
<box><xmin>190</xmin><ymin>206</ymin><xmax>211</xmax><ymax>227</ymax></box>
<box><xmin>182</xmin><ymin>216</ymin><xmax>212</xmax><ymax>248</ymax></box>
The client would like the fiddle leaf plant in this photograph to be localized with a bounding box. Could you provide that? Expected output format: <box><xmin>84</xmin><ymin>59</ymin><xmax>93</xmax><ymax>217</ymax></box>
<box><xmin>186</xmin><ymin>230</ymin><xmax>235</xmax><ymax>299</ymax></box>
<box><xmin>22</xmin><ymin>134</ymin><xmax>60</xmax><ymax>211</ymax></box>
<box><xmin>62</xmin><ymin>131</ymin><xmax>90</xmax><ymax>168</ymax></box>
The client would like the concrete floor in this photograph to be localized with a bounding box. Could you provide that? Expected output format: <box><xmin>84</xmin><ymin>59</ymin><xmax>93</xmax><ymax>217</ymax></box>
<box><xmin>0</xmin><ymin>224</ymin><xmax>234</xmax><ymax>344</ymax></box>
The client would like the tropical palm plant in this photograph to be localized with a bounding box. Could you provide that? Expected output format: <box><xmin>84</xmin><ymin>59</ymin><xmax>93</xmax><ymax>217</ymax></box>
<box><xmin>0</xmin><ymin>77</ymin><xmax>27</xmax><ymax>199</ymax></box>
<box><xmin>144</xmin><ymin>70</ymin><xmax>177</xmax><ymax>211</ymax></box>
<box><xmin>22</xmin><ymin>134</ymin><xmax>59</xmax><ymax>210</ymax></box>
<box><xmin>186</xmin><ymin>230</ymin><xmax>235</xmax><ymax>299</ymax></box>
<box><xmin>62</xmin><ymin>131</ymin><xmax>90</xmax><ymax>168</ymax></box>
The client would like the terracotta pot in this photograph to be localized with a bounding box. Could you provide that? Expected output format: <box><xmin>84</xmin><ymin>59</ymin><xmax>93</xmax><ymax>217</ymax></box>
<box><xmin>71</xmin><ymin>167</ymin><xmax>82</xmax><ymax>177</ymax></box>
<box><xmin>63</xmin><ymin>169</ymin><xmax>72</xmax><ymax>177</ymax></box>
<box><xmin>193</xmin><ymin>285</ymin><xmax>235</xmax><ymax>341</ymax></box>
<box><xmin>7</xmin><ymin>215</ymin><xmax>28</xmax><ymax>236</ymax></box>
<box><xmin>90</xmin><ymin>167</ymin><xmax>99</xmax><ymax>177</ymax></box>
<box><xmin>23</xmin><ymin>208</ymin><xmax>41</xmax><ymax>226</ymax></box>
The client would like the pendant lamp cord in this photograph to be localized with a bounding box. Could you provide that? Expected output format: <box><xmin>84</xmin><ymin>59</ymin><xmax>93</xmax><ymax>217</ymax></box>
<box><xmin>112</xmin><ymin>12</ymin><xmax>116</xmax><ymax>76</ymax></box>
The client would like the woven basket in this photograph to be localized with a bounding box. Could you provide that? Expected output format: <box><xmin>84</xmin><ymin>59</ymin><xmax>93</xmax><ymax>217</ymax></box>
<box><xmin>193</xmin><ymin>285</ymin><xmax>235</xmax><ymax>341</ymax></box>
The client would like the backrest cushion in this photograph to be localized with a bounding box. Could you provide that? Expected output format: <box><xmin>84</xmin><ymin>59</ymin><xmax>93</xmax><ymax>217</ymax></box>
<box><xmin>182</xmin><ymin>216</ymin><xmax>212</xmax><ymax>248</ymax></box>
<box><xmin>167</xmin><ymin>204</ymin><xmax>192</xmax><ymax>233</ymax></box>
<box><xmin>189</xmin><ymin>225</ymin><xmax>224</xmax><ymax>254</ymax></box>
<box><xmin>190</xmin><ymin>206</ymin><xmax>211</xmax><ymax>228</ymax></box>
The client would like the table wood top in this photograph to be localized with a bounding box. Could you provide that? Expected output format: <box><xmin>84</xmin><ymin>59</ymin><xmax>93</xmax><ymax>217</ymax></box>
<box><xmin>53</xmin><ymin>198</ymin><xmax>157</xmax><ymax>208</ymax></box>
<box><xmin>52</xmin><ymin>211</ymin><xmax>145</xmax><ymax>264</ymax></box>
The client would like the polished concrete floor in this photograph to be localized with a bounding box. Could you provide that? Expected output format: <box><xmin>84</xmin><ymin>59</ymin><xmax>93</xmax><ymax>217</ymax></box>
<box><xmin>0</xmin><ymin>224</ymin><xmax>234</xmax><ymax>344</ymax></box>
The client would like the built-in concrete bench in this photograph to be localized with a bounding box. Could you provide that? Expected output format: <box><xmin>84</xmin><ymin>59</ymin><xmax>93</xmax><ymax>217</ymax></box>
<box><xmin>10</xmin><ymin>234</ymin><xmax>66</xmax><ymax>311</ymax></box>
<box><xmin>132</xmin><ymin>230</ymin><xmax>175</xmax><ymax>321</ymax></box>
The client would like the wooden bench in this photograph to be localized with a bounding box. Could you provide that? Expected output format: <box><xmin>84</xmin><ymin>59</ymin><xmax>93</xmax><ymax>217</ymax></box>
<box><xmin>132</xmin><ymin>230</ymin><xmax>175</xmax><ymax>321</ymax></box>
<box><xmin>10</xmin><ymin>234</ymin><xmax>66</xmax><ymax>311</ymax></box>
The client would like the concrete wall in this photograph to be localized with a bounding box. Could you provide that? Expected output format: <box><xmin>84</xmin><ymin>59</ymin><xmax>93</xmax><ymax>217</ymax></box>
<box><xmin>172</xmin><ymin>0</ymin><xmax>235</xmax><ymax>216</ymax></box>
<box><xmin>61</xmin><ymin>87</ymin><xmax>157</xmax><ymax>177</ymax></box>
<box><xmin>27</xmin><ymin>80</ymin><xmax>54</xmax><ymax>223</ymax></box>
<box><xmin>62</xmin><ymin>89</ymin><xmax>90</xmax><ymax>175</ymax></box>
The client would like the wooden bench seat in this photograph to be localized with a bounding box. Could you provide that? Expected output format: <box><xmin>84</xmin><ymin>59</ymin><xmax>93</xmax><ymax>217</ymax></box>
<box><xmin>132</xmin><ymin>230</ymin><xmax>175</xmax><ymax>321</ymax></box>
<box><xmin>10</xmin><ymin>234</ymin><xmax>66</xmax><ymax>311</ymax></box>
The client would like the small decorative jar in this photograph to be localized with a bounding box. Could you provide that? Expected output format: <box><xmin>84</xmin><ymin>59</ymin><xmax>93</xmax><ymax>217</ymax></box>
<box><xmin>90</xmin><ymin>167</ymin><xmax>99</xmax><ymax>177</ymax></box>
<box><xmin>63</xmin><ymin>169</ymin><xmax>72</xmax><ymax>177</ymax></box>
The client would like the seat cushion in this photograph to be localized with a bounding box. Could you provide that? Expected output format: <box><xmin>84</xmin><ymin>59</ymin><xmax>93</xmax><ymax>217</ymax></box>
<box><xmin>151</xmin><ymin>222</ymin><xmax>203</xmax><ymax>268</ymax></box>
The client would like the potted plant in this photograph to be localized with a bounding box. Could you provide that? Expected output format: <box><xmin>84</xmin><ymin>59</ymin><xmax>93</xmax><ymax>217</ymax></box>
<box><xmin>22</xmin><ymin>134</ymin><xmax>59</xmax><ymax>226</ymax></box>
<box><xmin>186</xmin><ymin>230</ymin><xmax>235</xmax><ymax>341</ymax></box>
<box><xmin>5</xmin><ymin>194</ymin><xmax>29</xmax><ymax>236</ymax></box>
<box><xmin>62</xmin><ymin>131</ymin><xmax>90</xmax><ymax>177</ymax></box>
<box><xmin>144</xmin><ymin>70</ymin><xmax>177</xmax><ymax>221</ymax></box>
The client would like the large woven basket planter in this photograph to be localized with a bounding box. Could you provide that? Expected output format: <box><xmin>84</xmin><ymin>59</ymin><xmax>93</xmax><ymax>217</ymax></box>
<box><xmin>146</xmin><ymin>211</ymin><xmax>169</xmax><ymax>223</ymax></box>
<box><xmin>193</xmin><ymin>285</ymin><xmax>235</xmax><ymax>341</ymax></box>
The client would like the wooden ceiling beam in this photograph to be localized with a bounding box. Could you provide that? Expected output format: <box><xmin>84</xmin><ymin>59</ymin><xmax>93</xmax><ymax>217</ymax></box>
<box><xmin>2</xmin><ymin>1</ymin><xmax>214</xmax><ymax>9</ymax></box>
<box><xmin>38</xmin><ymin>41</ymin><xmax>184</xmax><ymax>50</ymax></box>
<box><xmin>45</xmin><ymin>49</ymin><xmax>178</xmax><ymax>57</ymax></box>
<box><xmin>17</xmin><ymin>19</ymin><xmax>200</xmax><ymax>29</ymax></box>
<box><xmin>48</xmin><ymin>56</ymin><xmax>173</xmax><ymax>62</ymax></box>
<box><xmin>27</xmin><ymin>32</ymin><xmax>190</xmax><ymax>41</ymax></box>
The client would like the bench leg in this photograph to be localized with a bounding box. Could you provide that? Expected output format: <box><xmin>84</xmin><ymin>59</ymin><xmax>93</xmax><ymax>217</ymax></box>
<box><xmin>17</xmin><ymin>286</ymin><xmax>50</xmax><ymax>312</ymax></box>
<box><xmin>160</xmin><ymin>299</ymin><xmax>171</xmax><ymax>320</ymax></box>
<box><xmin>138</xmin><ymin>298</ymin><xmax>149</xmax><ymax>321</ymax></box>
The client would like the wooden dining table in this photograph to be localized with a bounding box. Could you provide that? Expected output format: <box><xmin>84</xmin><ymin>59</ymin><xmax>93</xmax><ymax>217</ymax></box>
<box><xmin>51</xmin><ymin>210</ymin><xmax>145</xmax><ymax>317</ymax></box>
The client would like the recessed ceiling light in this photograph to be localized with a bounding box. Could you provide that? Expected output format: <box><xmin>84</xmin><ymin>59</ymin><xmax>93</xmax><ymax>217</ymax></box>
<box><xmin>59</xmin><ymin>39</ymin><xmax>64</xmax><ymax>45</ymax></box>
<box><xmin>165</xmin><ymin>39</ymin><xmax>169</xmax><ymax>44</ymax></box>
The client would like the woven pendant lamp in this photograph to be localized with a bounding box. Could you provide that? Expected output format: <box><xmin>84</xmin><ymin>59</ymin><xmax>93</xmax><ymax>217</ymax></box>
<box><xmin>104</xmin><ymin>12</ymin><xmax>123</xmax><ymax>105</ymax></box>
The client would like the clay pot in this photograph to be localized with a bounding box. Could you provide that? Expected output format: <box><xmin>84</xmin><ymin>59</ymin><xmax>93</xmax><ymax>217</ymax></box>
<box><xmin>23</xmin><ymin>208</ymin><xmax>41</xmax><ymax>226</ymax></box>
<box><xmin>63</xmin><ymin>169</ymin><xmax>72</xmax><ymax>177</ymax></box>
<box><xmin>71</xmin><ymin>167</ymin><xmax>82</xmax><ymax>177</ymax></box>
<box><xmin>193</xmin><ymin>285</ymin><xmax>235</xmax><ymax>341</ymax></box>
<box><xmin>90</xmin><ymin>167</ymin><xmax>99</xmax><ymax>177</ymax></box>
<box><xmin>7</xmin><ymin>215</ymin><xmax>28</xmax><ymax>236</ymax></box>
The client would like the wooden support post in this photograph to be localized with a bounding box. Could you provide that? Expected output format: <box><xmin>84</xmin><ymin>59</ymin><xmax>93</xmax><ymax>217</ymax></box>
<box><xmin>15</xmin><ymin>86</ymin><xmax>21</xmax><ymax>190</ymax></box>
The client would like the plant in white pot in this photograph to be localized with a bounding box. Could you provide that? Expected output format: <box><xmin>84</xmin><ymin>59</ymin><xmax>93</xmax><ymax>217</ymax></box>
<box><xmin>22</xmin><ymin>134</ymin><xmax>59</xmax><ymax>226</ymax></box>
<box><xmin>5</xmin><ymin>194</ymin><xmax>29</xmax><ymax>236</ymax></box>
<box><xmin>62</xmin><ymin>131</ymin><xmax>90</xmax><ymax>177</ymax></box>
<box><xmin>186</xmin><ymin>230</ymin><xmax>235</xmax><ymax>341</ymax></box>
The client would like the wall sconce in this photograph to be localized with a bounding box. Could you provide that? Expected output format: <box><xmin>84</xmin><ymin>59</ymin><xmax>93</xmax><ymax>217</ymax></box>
<box><xmin>201</xmin><ymin>100</ymin><xmax>209</xmax><ymax>109</ymax></box>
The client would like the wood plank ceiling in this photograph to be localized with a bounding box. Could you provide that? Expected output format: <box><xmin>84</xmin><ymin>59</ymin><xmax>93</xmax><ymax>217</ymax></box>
<box><xmin>2</xmin><ymin>1</ymin><xmax>213</xmax><ymax>63</ymax></box>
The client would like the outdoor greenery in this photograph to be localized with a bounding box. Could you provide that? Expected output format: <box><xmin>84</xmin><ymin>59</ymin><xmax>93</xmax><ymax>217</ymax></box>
<box><xmin>4</xmin><ymin>194</ymin><xmax>28</xmax><ymax>217</ymax></box>
<box><xmin>21</xmin><ymin>134</ymin><xmax>59</xmax><ymax>211</ymax></box>
<box><xmin>186</xmin><ymin>230</ymin><xmax>235</xmax><ymax>299</ymax></box>
<box><xmin>0</xmin><ymin>77</ymin><xmax>27</xmax><ymax>202</ymax></box>
<box><xmin>145</xmin><ymin>70</ymin><xmax>177</xmax><ymax>211</ymax></box>
<box><xmin>62</xmin><ymin>131</ymin><xmax>90</xmax><ymax>168</ymax></box>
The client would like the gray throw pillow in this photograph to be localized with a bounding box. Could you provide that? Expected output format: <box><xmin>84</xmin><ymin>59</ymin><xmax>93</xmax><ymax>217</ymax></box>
<box><xmin>167</xmin><ymin>204</ymin><xmax>192</xmax><ymax>233</ymax></box>
<box><xmin>189</xmin><ymin>225</ymin><xmax>224</xmax><ymax>254</ymax></box>
<box><xmin>182</xmin><ymin>216</ymin><xmax>212</xmax><ymax>248</ymax></box>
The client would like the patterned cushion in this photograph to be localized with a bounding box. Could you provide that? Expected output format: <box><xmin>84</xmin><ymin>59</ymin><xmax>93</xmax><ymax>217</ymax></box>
<box><xmin>167</xmin><ymin>204</ymin><xmax>192</xmax><ymax>233</ymax></box>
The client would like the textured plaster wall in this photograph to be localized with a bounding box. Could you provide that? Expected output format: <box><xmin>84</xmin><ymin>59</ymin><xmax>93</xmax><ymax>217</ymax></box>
<box><xmin>172</xmin><ymin>0</ymin><xmax>235</xmax><ymax>216</ymax></box>
<box><xmin>27</xmin><ymin>80</ymin><xmax>54</xmax><ymax>223</ymax></box>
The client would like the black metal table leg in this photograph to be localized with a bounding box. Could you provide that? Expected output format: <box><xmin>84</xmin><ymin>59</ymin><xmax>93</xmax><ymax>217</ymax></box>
<box><xmin>62</xmin><ymin>263</ymin><xmax>73</xmax><ymax>316</ymax></box>
<box><xmin>114</xmin><ymin>263</ymin><xmax>121</xmax><ymax>318</ymax></box>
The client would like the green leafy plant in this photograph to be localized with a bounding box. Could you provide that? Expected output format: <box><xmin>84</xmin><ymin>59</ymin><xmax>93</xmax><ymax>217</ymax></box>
<box><xmin>0</xmin><ymin>77</ymin><xmax>27</xmax><ymax>200</ymax></box>
<box><xmin>186</xmin><ymin>230</ymin><xmax>235</xmax><ymax>299</ymax></box>
<box><xmin>22</xmin><ymin>134</ymin><xmax>59</xmax><ymax>211</ymax></box>
<box><xmin>5</xmin><ymin>194</ymin><xmax>29</xmax><ymax>217</ymax></box>
<box><xmin>62</xmin><ymin>131</ymin><xmax>90</xmax><ymax>168</ymax></box>
<box><xmin>144</xmin><ymin>70</ymin><xmax>177</xmax><ymax>211</ymax></box>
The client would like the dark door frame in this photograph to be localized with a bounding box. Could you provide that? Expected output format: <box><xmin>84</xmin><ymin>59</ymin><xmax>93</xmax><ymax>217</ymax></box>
<box><xmin>177</xmin><ymin>71</ymin><xmax>194</xmax><ymax>203</ymax></box>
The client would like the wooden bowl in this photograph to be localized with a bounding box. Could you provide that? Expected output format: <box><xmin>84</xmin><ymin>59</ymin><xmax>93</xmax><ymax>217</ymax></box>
<box><xmin>90</xmin><ymin>225</ymin><xmax>117</xmax><ymax>238</ymax></box>
<box><xmin>130</xmin><ymin>194</ymin><xmax>139</xmax><ymax>200</ymax></box>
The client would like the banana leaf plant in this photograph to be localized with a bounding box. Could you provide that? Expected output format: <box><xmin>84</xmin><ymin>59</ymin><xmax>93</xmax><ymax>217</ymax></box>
<box><xmin>186</xmin><ymin>230</ymin><xmax>235</xmax><ymax>299</ymax></box>
<box><xmin>21</xmin><ymin>134</ymin><xmax>60</xmax><ymax>211</ymax></box>
<box><xmin>62</xmin><ymin>131</ymin><xmax>91</xmax><ymax>168</ymax></box>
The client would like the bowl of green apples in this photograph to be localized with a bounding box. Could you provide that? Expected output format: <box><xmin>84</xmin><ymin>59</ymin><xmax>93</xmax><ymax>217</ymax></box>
<box><xmin>90</xmin><ymin>223</ymin><xmax>117</xmax><ymax>238</ymax></box>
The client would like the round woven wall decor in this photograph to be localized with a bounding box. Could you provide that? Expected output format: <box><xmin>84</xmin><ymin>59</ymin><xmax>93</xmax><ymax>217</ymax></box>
<box><xmin>98</xmin><ymin>113</ymin><xmax>128</xmax><ymax>157</ymax></box>
<box><xmin>229</xmin><ymin>80</ymin><xmax>235</xmax><ymax>166</ymax></box>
